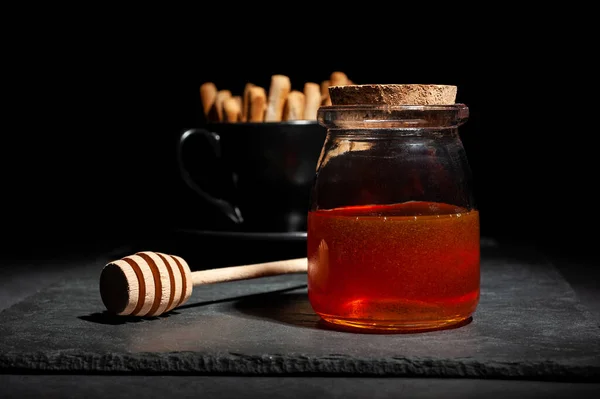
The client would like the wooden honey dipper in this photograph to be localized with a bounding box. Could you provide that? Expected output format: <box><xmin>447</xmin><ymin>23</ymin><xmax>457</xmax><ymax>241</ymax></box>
<box><xmin>99</xmin><ymin>251</ymin><xmax>307</xmax><ymax>317</ymax></box>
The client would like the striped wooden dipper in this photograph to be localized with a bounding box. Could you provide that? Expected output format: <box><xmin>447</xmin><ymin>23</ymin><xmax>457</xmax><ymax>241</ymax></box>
<box><xmin>99</xmin><ymin>251</ymin><xmax>307</xmax><ymax>317</ymax></box>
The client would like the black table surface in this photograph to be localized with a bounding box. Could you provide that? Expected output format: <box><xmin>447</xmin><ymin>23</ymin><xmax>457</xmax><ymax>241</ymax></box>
<box><xmin>1</xmin><ymin>233</ymin><xmax>599</xmax><ymax>399</ymax></box>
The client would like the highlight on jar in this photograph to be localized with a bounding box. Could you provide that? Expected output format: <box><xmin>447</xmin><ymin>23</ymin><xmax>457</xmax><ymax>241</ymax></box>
<box><xmin>307</xmin><ymin>83</ymin><xmax>480</xmax><ymax>332</ymax></box>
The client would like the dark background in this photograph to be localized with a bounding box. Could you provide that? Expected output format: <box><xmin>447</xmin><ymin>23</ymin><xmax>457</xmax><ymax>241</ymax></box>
<box><xmin>2</xmin><ymin>12</ymin><xmax>595</xmax><ymax>265</ymax></box>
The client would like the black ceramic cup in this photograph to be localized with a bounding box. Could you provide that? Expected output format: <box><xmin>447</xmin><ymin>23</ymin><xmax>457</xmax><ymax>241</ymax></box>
<box><xmin>177</xmin><ymin>121</ymin><xmax>327</xmax><ymax>233</ymax></box>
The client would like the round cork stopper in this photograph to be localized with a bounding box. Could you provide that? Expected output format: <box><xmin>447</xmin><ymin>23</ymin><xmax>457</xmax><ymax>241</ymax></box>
<box><xmin>328</xmin><ymin>84</ymin><xmax>457</xmax><ymax>106</ymax></box>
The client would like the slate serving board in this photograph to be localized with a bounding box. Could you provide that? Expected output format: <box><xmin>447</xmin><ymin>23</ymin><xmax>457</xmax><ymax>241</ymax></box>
<box><xmin>1</xmin><ymin>245</ymin><xmax>599</xmax><ymax>381</ymax></box>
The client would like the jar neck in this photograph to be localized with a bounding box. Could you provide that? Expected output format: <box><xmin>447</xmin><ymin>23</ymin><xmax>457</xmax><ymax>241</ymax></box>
<box><xmin>318</xmin><ymin>104</ymin><xmax>469</xmax><ymax>130</ymax></box>
<box><xmin>326</xmin><ymin>127</ymin><xmax>460</xmax><ymax>139</ymax></box>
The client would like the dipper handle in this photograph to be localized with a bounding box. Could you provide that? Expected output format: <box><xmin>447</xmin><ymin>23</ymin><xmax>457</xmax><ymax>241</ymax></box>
<box><xmin>190</xmin><ymin>257</ymin><xmax>307</xmax><ymax>285</ymax></box>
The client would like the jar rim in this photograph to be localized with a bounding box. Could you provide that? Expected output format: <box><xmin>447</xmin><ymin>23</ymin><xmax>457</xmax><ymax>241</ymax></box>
<box><xmin>318</xmin><ymin>103</ymin><xmax>469</xmax><ymax>129</ymax></box>
<box><xmin>319</xmin><ymin>103</ymin><xmax>468</xmax><ymax>111</ymax></box>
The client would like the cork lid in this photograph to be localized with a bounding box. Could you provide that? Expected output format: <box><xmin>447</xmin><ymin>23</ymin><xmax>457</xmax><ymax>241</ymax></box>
<box><xmin>318</xmin><ymin>84</ymin><xmax>467</xmax><ymax>129</ymax></box>
<box><xmin>328</xmin><ymin>84</ymin><xmax>457</xmax><ymax>106</ymax></box>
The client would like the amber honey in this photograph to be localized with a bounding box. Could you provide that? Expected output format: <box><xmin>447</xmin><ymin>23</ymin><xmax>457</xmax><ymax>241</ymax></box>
<box><xmin>307</xmin><ymin>201</ymin><xmax>480</xmax><ymax>331</ymax></box>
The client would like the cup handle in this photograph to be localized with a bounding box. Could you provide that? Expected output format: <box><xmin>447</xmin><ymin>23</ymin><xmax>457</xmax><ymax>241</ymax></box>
<box><xmin>177</xmin><ymin>128</ymin><xmax>244</xmax><ymax>224</ymax></box>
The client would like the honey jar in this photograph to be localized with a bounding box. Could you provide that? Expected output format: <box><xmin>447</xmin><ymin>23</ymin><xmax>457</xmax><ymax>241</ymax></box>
<box><xmin>307</xmin><ymin>84</ymin><xmax>479</xmax><ymax>332</ymax></box>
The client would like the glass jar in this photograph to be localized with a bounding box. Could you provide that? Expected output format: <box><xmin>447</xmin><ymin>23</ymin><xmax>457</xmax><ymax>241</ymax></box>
<box><xmin>307</xmin><ymin>104</ymin><xmax>479</xmax><ymax>332</ymax></box>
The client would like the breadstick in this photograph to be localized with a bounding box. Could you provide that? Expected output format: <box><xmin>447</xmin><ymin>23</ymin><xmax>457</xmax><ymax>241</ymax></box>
<box><xmin>303</xmin><ymin>82</ymin><xmax>321</xmax><ymax>120</ymax></box>
<box><xmin>321</xmin><ymin>80</ymin><xmax>332</xmax><ymax>106</ymax></box>
<box><xmin>212</xmin><ymin>90</ymin><xmax>232</xmax><ymax>122</ymax></box>
<box><xmin>223</xmin><ymin>96</ymin><xmax>242</xmax><ymax>122</ymax></box>
<box><xmin>330</xmin><ymin>71</ymin><xmax>349</xmax><ymax>87</ymax></box>
<box><xmin>200</xmin><ymin>82</ymin><xmax>218</xmax><ymax>120</ymax></box>
<box><xmin>233</xmin><ymin>95</ymin><xmax>242</xmax><ymax>112</ymax></box>
<box><xmin>247</xmin><ymin>86</ymin><xmax>267</xmax><ymax>122</ymax></box>
<box><xmin>242</xmin><ymin>83</ymin><xmax>254</xmax><ymax>122</ymax></box>
<box><xmin>265</xmin><ymin>74</ymin><xmax>291</xmax><ymax>122</ymax></box>
<box><xmin>283</xmin><ymin>90</ymin><xmax>305</xmax><ymax>121</ymax></box>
